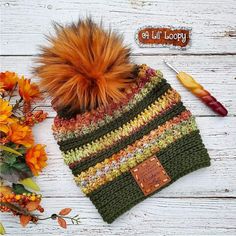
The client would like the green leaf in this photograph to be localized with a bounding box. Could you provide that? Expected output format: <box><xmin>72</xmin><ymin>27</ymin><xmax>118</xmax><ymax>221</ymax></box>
<box><xmin>0</xmin><ymin>161</ymin><xmax>33</xmax><ymax>183</ymax></box>
<box><xmin>0</xmin><ymin>166</ymin><xmax>19</xmax><ymax>183</ymax></box>
<box><xmin>12</xmin><ymin>184</ymin><xmax>32</xmax><ymax>194</ymax></box>
<box><xmin>1</xmin><ymin>150</ymin><xmax>16</xmax><ymax>158</ymax></box>
<box><xmin>0</xmin><ymin>222</ymin><xmax>6</xmax><ymax>235</ymax></box>
<box><xmin>17</xmin><ymin>146</ymin><xmax>27</xmax><ymax>155</ymax></box>
<box><xmin>3</xmin><ymin>155</ymin><xmax>17</xmax><ymax>165</ymax></box>
<box><xmin>0</xmin><ymin>163</ymin><xmax>11</xmax><ymax>174</ymax></box>
<box><xmin>12</xmin><ymin>162</ymin><xmax>31</xmax><ymax>173</ymax></box>
<box><xmin>0</xmin><ymin>145</ymin><xmax>22</xmax><ymax>156</ymax></box>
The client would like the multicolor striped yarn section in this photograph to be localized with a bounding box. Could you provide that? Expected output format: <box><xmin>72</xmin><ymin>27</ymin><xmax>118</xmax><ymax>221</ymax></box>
<box><xmin>52</xmin><ymin>64</ymin><xmax>210</xmax><ymax>223</ymax></box>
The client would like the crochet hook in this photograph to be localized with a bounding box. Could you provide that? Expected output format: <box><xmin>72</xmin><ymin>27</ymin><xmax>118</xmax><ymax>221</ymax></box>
<box><xmin>164</xmin><ymin>60</ymin><xmax>228</xmax><ymax>116</ymax></box>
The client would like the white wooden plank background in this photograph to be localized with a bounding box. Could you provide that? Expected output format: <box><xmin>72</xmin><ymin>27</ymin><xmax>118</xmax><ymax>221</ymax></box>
<box><xmin>1</xmin><ymin>0</ymin><xmax>236</xmax><ymax>55</ymax></box>
<box><xmin>1</xmin><ymin>0</ymin><xmax>236</xmax><ymax>235</ymax></box>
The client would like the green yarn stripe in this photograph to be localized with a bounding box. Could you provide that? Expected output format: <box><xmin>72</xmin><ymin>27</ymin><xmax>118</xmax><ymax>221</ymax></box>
<box><xmin>71</xmin><ymin>101</ymin><xmax>186</xmax><ymax>175</ymax></box>
<box><xmin>88</xmin><ymin>130</ymin><xmax>202</xmax><ymax>200</ymax></box>
<box><xmin>59</xmin><ymin>80</ymin><xmax>170</xmax><ymax>151</ymax></box>
<box><xmin>55</xmin><ymin>72</ymin><xmax>164</xmax><ymax>142</ymax></box>
<box><xmin>88</xmin><ymin>131</ymin><xmax>210</xmax><ymax>223</ymax></box>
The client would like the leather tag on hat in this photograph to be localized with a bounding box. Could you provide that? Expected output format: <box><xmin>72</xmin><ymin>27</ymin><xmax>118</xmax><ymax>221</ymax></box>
<box><xmin>131</xmin><ymin>156</ymin><xmax>171</xmax><ymax>196</ymax></box>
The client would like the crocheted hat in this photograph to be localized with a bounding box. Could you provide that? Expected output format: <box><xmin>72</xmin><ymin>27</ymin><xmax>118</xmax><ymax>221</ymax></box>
<box><xmin>35</xmin><ymin>19</ymin><xmax>210</xmax><ymax>223</ymax></box>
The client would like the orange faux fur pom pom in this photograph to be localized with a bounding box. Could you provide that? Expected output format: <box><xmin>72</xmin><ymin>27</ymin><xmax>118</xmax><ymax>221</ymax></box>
<box><xmin>34</xmin><ymin>18</ymin><xmax>135</xmax><ymax>114</ymax></box>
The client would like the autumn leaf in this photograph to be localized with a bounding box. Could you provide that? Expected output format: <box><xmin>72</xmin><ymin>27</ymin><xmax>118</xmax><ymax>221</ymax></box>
<box><xmin>57</xmin><ymin>217</ymin><xmax>67</xmax><ymax>229</ymax></box>
<box><xmin>25</xmin><ymin>201</ymin><xmax>40</xmax><ymax>211</ymax></box>
<box><xmin>59</xmin><ymin>208</ymin><xmax>72</xmax><ymax>216</ymax></box>
<box><xmin>20</xmin><ymin>215</ymin><xmax>31</xmax><ymax>227</ymax></box>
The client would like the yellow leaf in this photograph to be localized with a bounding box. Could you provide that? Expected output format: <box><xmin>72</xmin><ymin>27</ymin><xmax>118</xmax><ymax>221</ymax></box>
<box><xmin>19</xmin><ymin>178</ymin><xmax>40</xmax><ymax>191</ymax></box>
<box><xmin>0</xmin><ymin>222</ymin><xmax>6</xmax><ymax>235</ymax></box>
<box><xmin>0</xmin><ymin>145</ymin><xmax>22</xmax><ymax>156</ymax></box>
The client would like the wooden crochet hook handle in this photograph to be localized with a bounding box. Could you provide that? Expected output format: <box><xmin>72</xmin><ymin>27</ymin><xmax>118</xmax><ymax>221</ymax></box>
<box><xmin>164</xmin><ymin>60</ymin><xmax>228</xmax><ymax>116</ymax></box>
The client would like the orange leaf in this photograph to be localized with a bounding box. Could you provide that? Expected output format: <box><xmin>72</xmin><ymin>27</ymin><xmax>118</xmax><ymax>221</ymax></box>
<box><xmin>57</xmin><ymin>217</ymin><xmax>67</xmax><ymax>229</ymax></box>
<box><xmin>59</xmin><ymin>208</ymin><xmax>72</xmax><ymax>216</ymax></box>
<box><xmin>26</xmin><ymin>201</ymin><xmax>40</xmax><ymax>211</ymax></box>
<box><xmin>20</xmin><ymin>215</ymin><xmax>31</xmax><ymax>227</ymax></box>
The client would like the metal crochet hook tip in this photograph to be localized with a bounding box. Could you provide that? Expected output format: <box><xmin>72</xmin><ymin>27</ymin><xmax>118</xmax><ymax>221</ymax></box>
<box><xmin>163</xmin><ymin>60</ymin><xmax>179</xmax><ymax>74</ymax></box>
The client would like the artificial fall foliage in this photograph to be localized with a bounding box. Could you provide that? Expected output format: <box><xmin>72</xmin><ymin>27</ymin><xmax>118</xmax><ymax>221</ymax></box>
<box><xmin>0</xmin><ymin>71</ymin><xmax>47</xmax><ymax>183</ymax></box>
<box><xmin>0</xmin><ymin>72</ymin><xmax>80</xmax><ymax>234</ymax></box>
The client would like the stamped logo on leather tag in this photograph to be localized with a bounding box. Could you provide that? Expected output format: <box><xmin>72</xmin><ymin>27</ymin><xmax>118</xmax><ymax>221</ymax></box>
<box><xmin>130</xmin><ymin>156</ymin><xmax>171</xmax><ymax>196</ymax></box>
<box><xmin>135</xmin><ymin>26</ymin><xmax>191</xmax><ymax>49</ymax></box>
